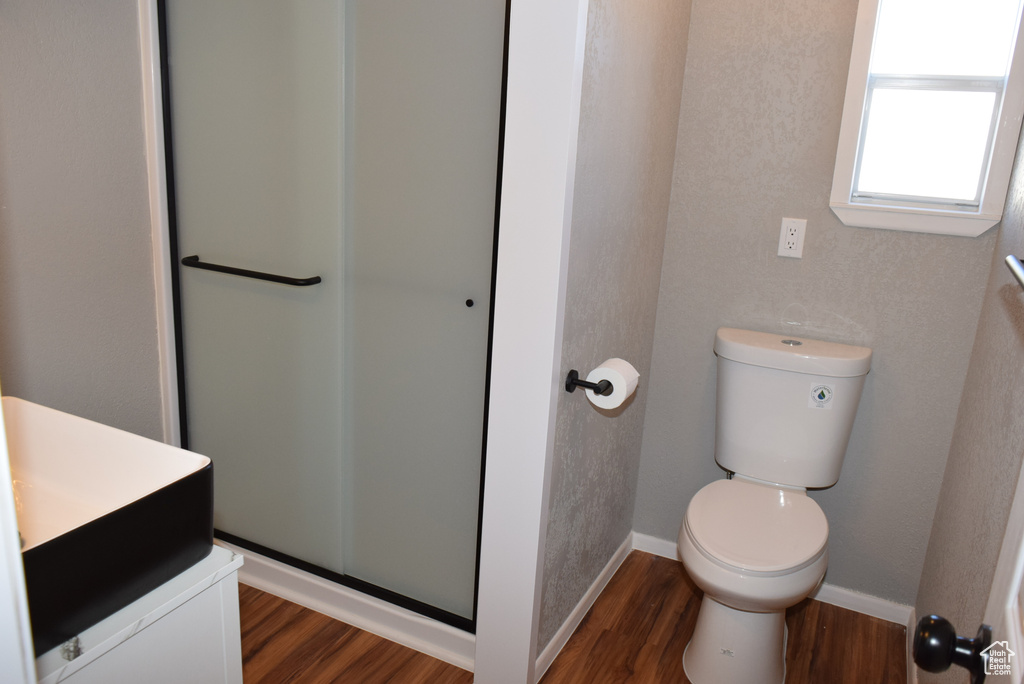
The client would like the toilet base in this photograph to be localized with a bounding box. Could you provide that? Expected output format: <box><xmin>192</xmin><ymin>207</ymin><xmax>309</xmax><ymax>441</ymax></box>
<box><xmin>683</xmin><ymin>595</ymin><xmax>786</xmax><ymax>684</ymax></box>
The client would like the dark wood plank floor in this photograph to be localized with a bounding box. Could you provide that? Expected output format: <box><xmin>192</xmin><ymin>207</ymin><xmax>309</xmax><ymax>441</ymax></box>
<box><xmin>540</xmin><ymin>551</ymin><xmax>907</xmax><ymax>683</ymax></box>
<box><xmin>238</xmin><ymin>550</ymin><xmax>907</xmax><ymax>683</ymax></box>
<box><xmin>239</xmin><ymin>584</ymin><xmax>472</xmax><ymax>683</ymax></box>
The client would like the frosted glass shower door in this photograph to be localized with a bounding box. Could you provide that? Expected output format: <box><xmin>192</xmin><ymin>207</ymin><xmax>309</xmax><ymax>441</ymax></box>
<box><xmin>167</xmin><ymin>1</ymin><xmax>346</xmax><ymax>573</ymax></box>
<box><xmin>341</xmin><ymin>1</ymin><xmax>504</xmax><ymax>621</ymax></box>
<box><xmin>166</xmin><ymin>0</ymin><xmax>504</xmax><ymax>624</ymax></box>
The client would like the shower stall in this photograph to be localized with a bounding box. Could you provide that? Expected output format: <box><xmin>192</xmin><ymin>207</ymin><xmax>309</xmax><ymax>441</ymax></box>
<box><xmin>161</xmin><ymin>0</ymin><xmax>507</xmax><ymax>629</ymax></box>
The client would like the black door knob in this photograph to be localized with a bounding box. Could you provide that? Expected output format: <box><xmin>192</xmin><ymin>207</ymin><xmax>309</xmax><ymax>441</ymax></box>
<box><xmin>913</xmin><ymin>614</ymin><xmax>991</xmax><ymax>683</ymax></box>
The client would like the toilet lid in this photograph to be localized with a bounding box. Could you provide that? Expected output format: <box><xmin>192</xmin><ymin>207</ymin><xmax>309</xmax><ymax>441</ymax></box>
<box><xmin>685</xmin><ymin>479</ymin><xmax>828</xmax><ymax>573</ymax></box>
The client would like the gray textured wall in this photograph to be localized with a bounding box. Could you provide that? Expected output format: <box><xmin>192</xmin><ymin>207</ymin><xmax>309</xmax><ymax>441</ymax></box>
<box><xmin>538</xmin><ymin>0</ymin><xmax>691</xmax><ymax>652</ymax></box>
<box><xmin>915</xmin><ymin>129</ymin><xmax>1024</xmax><ymax>684</ymax></box>
<box><xmin>0</xmin><ymin>0</ymin><xmax>163</xmax><ymax>439</ymax></box>
<box><xmin>6</xmin><ymin>0</ymin><xmax>1022</xmax><ymax>658</ymax></box>
<box><xmin>632</xmin><ymin>0</ymin><xmax>997</xmax><ymax>606</ymax></box>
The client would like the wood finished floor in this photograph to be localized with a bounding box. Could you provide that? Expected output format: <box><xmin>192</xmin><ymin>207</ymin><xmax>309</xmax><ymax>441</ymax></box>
<box><xmin>539</xmin><ymin>552</ymin><xmax>906</xmax><ymax>684</ymax></box>
<box><xmin>238</xmin><ymin>583</ymin><xmax>472</xmax><ymax>684</ymax></box>
<box><xmin>239</xmin><ymin>551</ymin><xmax>906</xmax><ymax>683</ymax></box>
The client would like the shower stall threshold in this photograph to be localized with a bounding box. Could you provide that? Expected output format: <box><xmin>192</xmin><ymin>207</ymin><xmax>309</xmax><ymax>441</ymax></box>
<box><xmin>214</xmin><ymin>540</ymin><xmax>476</xmax><ymax>671</ymax></box>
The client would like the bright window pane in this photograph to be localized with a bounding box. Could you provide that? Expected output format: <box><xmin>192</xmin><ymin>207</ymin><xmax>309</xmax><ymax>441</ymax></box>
<box><xmin>872</xmin><ymin>0</ymin><xmax>1020</xmax><ymax>77</ymax></box>
<box><xmin>857</xmin><ymin>88</ymin><xmax>995</xmax><ymax>201</ymax></box>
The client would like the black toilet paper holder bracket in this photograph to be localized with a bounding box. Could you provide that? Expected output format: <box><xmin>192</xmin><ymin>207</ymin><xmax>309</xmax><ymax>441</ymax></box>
<box><xmin>565</xmin><ymin>370</ymin><xmax>614</xmax><ymax>396</ymax></box>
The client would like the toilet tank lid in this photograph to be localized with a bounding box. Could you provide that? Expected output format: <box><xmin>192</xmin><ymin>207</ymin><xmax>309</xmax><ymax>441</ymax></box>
<box><xmin>714</xmin><ymin>328</ymin><xmax>872</xmax><ymax>377</ymax></box>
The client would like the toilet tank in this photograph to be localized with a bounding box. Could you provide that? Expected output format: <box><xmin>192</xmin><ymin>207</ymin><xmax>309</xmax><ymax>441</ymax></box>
<box><xmin>714</xmin><ymin>328</ymin><xmax>872</xmax><ymax>488</ymax></box>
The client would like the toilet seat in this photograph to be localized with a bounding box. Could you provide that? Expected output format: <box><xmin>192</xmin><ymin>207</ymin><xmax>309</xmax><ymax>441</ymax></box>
<box><xmin>685</xmin><ymin>479</ymin><xmax>828</xmax><ymax>575</ymax></box>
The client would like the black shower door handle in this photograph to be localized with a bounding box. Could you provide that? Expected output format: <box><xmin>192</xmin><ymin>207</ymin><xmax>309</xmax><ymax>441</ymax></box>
<box><xmin>181</xmin><ymin>255</ymin><xmax>322</xmax><ymax>287</ymax></box>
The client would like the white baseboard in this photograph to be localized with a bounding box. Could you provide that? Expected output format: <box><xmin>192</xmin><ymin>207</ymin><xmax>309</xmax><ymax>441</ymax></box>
<box><xmin>629</xmin><ymin>533</ymin><xmax>914</xmax><ymax>626</ymax></box>
<box><xmin>534</xmin><ymin>534</ymin><xmax>633</xmax><ymax>680</ymax></box>
<box><xmin>215</xmin><ymin>541</ymin><xmax>476</xmax><ymax>672</ymax></box>
<box><xmin>631</xmin><ymin>531</ymin><xmax>679</xmax><ymax>560</ymax></box>
<box><xmin>809</xmin><ymin>583</ymin><xmax>913</xmax><ymax>626</ymax></box>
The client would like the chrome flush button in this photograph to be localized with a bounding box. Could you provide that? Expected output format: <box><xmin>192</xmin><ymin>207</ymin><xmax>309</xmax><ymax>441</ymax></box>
<box><xmin>781</xmin><ymin>339</ymin><xmax>802</xmax><ymax>346</ymax></box>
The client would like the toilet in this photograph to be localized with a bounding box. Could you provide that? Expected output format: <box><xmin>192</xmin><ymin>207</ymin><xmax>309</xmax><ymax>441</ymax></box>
<box><xmin>678</xmin><ymin>328</ymin><xmax>871</xmax><ymax>684</ymax></box>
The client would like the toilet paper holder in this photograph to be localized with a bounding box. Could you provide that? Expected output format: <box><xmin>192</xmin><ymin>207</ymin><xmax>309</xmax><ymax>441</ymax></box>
<box><xmin>565</xmin><ymin>370</ymin><xmax>614</xmax><ymax>396</ymax></box>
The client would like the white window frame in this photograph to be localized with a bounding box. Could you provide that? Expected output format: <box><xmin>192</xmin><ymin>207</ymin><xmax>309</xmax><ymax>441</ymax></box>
<box><xmin>830</xmin><ymin>0</ymin><xmax>1024</xmax><ymax>237</ymax></box>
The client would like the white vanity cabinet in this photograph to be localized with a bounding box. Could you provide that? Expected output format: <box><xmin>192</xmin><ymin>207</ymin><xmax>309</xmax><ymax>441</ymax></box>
<box><xmin>35</xmin><ymin>546</ymin><xmax>243</xmax><ymax>684</ymax></box>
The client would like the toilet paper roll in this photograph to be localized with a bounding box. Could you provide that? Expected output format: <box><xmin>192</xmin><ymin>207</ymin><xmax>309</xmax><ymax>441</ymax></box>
<box><xmin>585</xmin><ymin>358</ymin><xmax>640</xmax><ymax>410</ymax></box>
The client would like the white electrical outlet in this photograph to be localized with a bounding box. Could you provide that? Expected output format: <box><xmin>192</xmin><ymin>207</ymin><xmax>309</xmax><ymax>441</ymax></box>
<box><xmin>778</xmin><ymin>218</ymin><xmax>806</xmax><ymax>258</ymax></box>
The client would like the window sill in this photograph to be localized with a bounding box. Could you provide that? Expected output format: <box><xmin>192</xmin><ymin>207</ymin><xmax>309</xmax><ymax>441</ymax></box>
<box><xmin>829</xmin><ymin>202</ymin><xmax>1000</xmax><ymax>237</ymax></box>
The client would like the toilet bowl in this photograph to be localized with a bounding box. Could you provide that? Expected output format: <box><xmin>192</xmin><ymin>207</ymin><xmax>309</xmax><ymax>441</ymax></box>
<box><xmin>677</xmin><ymin>328</ymin><xmax>871</xmax><ymax>684</ymax></box>
<box><xmin>678</xmin><ymin>478</ymin><xmax>828</xmax><ymax>684</ymax></box>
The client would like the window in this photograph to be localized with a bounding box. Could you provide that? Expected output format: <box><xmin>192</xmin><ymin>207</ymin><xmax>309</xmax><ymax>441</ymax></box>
<box><xmin>830</xmin><ymin>0</ymin><xmax>1024</xmax><ymax>236</ymax></box>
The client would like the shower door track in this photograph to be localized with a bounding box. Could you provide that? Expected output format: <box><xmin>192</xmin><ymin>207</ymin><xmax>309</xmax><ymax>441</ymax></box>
<box><xmin>214</xmin><ymin>530</ymin><xmax>474</xmax><ymax>632</ymax></box>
